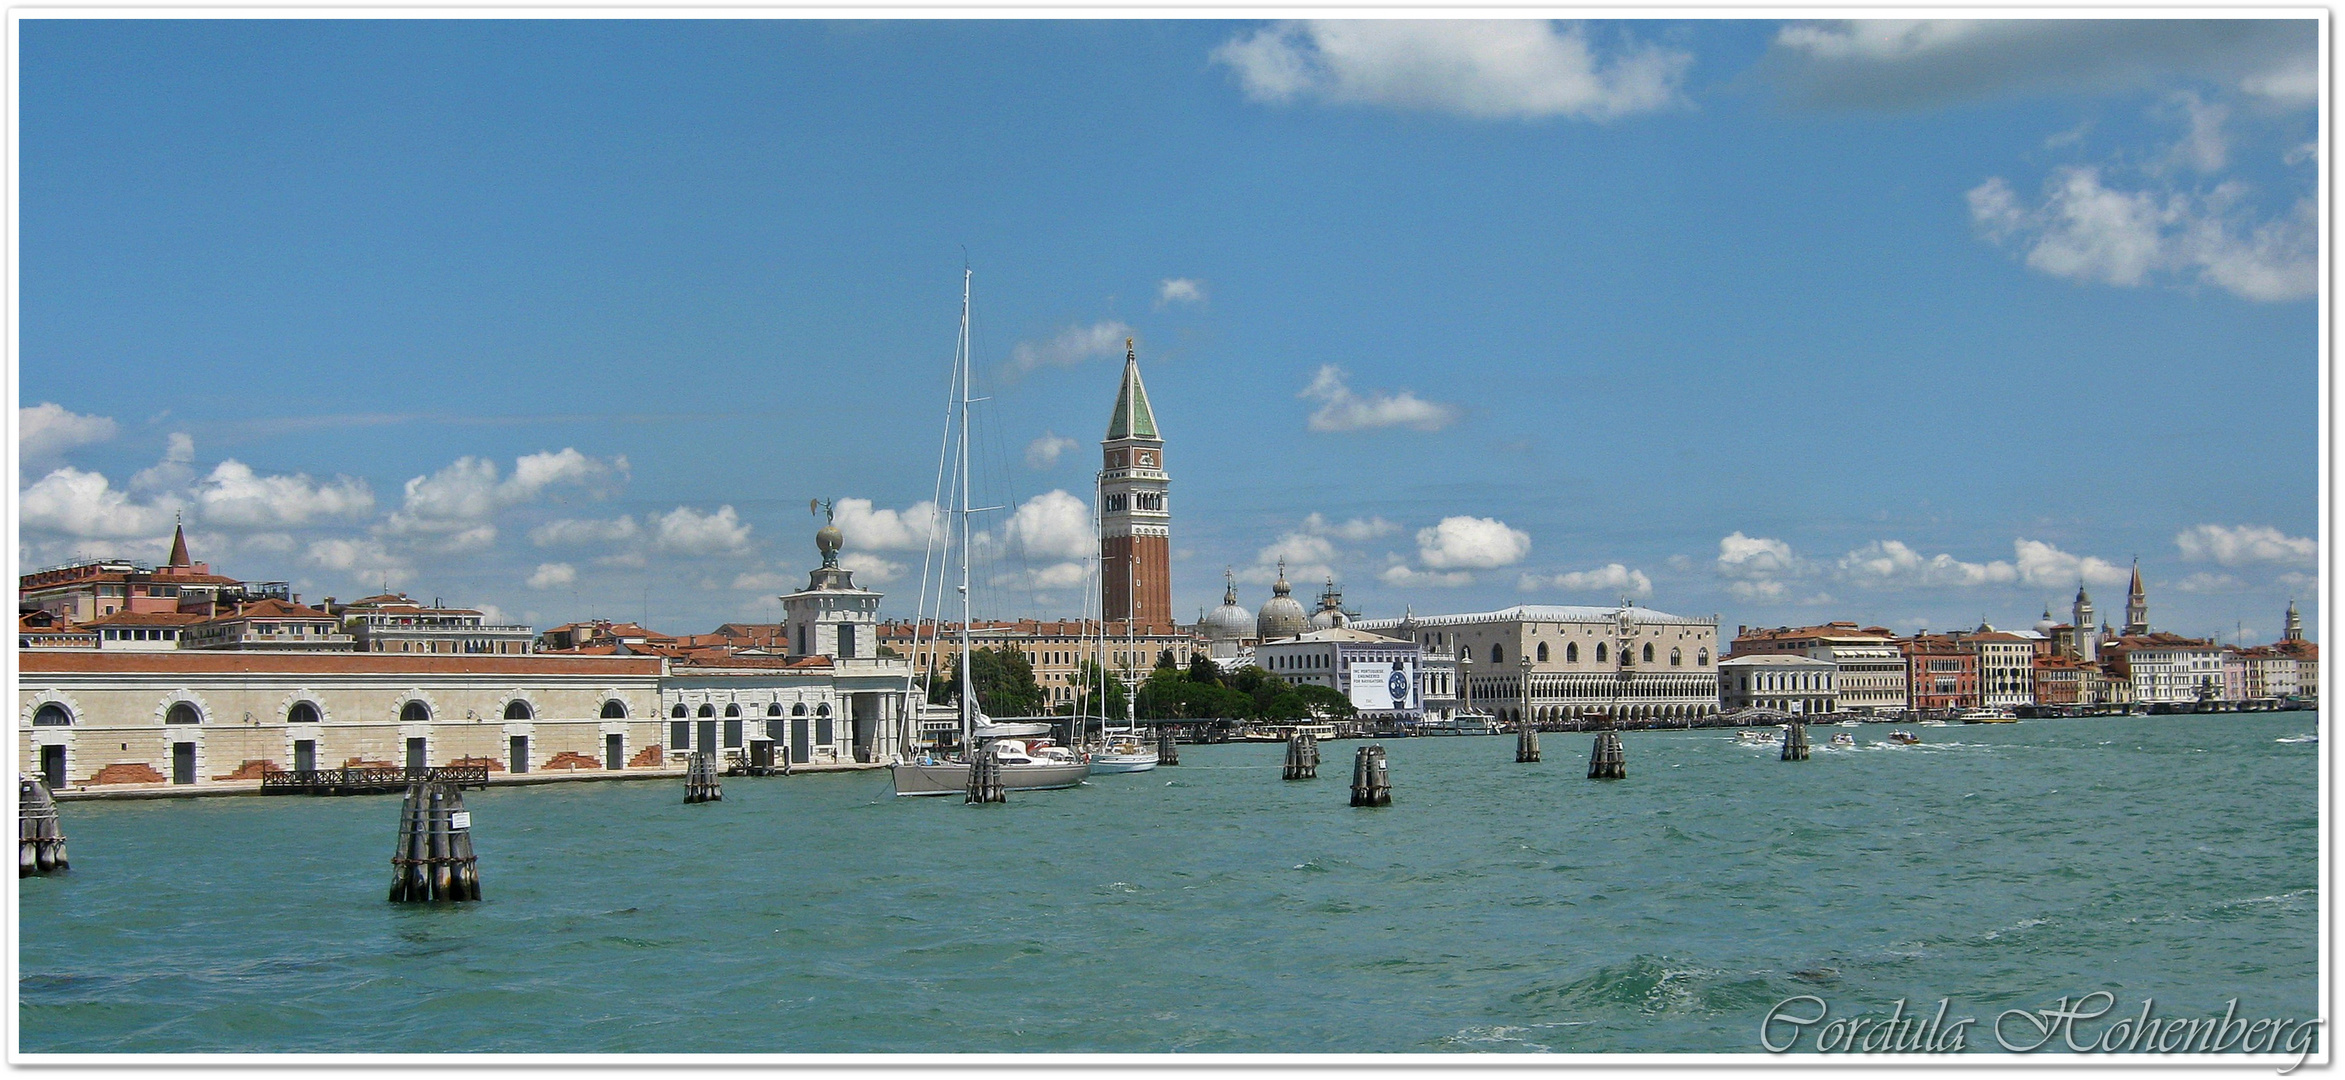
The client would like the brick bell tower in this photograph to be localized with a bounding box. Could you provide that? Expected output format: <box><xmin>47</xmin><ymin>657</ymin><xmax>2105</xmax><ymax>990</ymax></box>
<box><xmin>1100</xmin><ymin>339</ymin><xmax>1172</xmax><ymax>633</ymax></box>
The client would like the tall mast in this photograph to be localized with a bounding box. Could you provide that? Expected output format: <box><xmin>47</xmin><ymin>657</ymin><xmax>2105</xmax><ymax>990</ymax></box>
<box><xmin>957</xmin><ymin>268</ymin><xmax>974</xmax><ymax>746</ymax></box>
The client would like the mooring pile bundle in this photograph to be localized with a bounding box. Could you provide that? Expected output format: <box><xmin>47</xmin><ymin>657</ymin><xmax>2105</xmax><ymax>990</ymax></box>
<box><xmin>1156</xmin><ymin>728</ymin><xmax>1180</xmax><ymax>766</ymax></box>
<box><xmin>388</xmin><ymin>782</ymin><xmax>480</xmax><ymax>902</ymax></box>
<box><xmin>1348</xmin><ymin>744</ymin><xmax>1391</xmax><ymax>807</ymax></box>
<box><xmin>964</xmin><ymin>746</ymin><xmax>1005</xmax><ymax>804</ymax></box>
<box><xmin>1516</xmin><ymin>723</ymin><xmax>1542</xmax><ymax>763</ymax></box>
<box><xmin>1781</xmin><ymin>722</ymin><xmax>1810</xmax><ymax>762</ymax></box>
<box><xmin>18</xmin><ymin>779</ymin><xmax>67</xmax><ymax>877</ymax></box>
<box><xmin>1586</xmin><ymin>730</ymin><xmax>1625</xmax><ymax>779</ymax></box>
<box><xmin>1282</xmin><ymin>732</ymin><xmax>1319</xmax><ymax>780</ymax></box>
<box><xmin>684</xmin><ymin>752</ymin><xmax>723</xmax><ymax>803</ymax></box>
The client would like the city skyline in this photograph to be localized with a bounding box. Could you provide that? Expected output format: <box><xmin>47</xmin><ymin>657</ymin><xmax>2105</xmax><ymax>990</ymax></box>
<box><xmin>18</xmin><ymin>19</ymin><xmax>2320</xmax><ymax>643</ymax></box>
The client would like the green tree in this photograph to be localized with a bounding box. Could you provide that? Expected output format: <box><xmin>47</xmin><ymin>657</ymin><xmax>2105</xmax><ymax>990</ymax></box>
<box><xmin>929</xmin><ymin>647</ymin><xmax>1044</xmax><ymax>717</ymax></box>
<box><xmin>1187</xmin><ymin>652</ymin><xmax>1222</xmax><ymax>686</ymax></box>
<box><xmin>1293</xmin><ymin>684</ymin><xmax>1358</xmax><ymax>720</ymax></box>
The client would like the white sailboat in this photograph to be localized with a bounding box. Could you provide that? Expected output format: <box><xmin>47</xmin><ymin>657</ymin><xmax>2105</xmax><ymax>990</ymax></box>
<box><xmin>891</xmin><ymin>269</ymin><xmax>1090</xmax><ymax>798</ymax></box>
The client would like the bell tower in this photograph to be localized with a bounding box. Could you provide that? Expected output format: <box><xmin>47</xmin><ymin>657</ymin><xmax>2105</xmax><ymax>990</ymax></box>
<box><xmin>1099</xmin><ymin>340</ymin><xmax>1171</xmax><ymax>632</ymax></box>
<box><xmin>2124</xmin><ymin>558</ymin><xmax>2149</xmax><ymax>636</ymax></box>
<box><xmin>2071</xmin><ymin>584</ymin><xmax>2097</xmax><ymax>661</ymax></box>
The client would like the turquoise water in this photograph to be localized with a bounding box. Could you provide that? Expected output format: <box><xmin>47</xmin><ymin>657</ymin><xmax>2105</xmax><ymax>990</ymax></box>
<box><xmin>18</xmin><ymin>713</ymin><xmax>2320</xmax><ymax>1054</ymax></box>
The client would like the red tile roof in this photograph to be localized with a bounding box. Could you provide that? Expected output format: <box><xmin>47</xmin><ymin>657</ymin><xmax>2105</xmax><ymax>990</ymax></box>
<box><xmin>20</xmin><ymin>652</ymin><xmax>660</xmax><ymax>676</ymax></box>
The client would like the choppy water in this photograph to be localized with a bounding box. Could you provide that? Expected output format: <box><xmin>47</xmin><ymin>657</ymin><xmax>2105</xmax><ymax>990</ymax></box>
<box><xmin>18</xmin><ymin>713</ymin><xmax>2320</xmax><ymax>1054</ymax></box>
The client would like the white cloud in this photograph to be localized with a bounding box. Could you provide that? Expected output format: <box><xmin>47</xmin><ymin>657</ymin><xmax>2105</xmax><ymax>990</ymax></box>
<box><xmin>732</xmin><ymin>569</ymin><xmax>796</xmax><ymax>593</ymax></box>
<box><xmin>1727</xmin><ymin>579</ymin><xmax>1790</xmax><ymax>602</ymax></box>
<box><xmin>1156</xmin><ymin>278</ymin><xmax>1207</xmax><ymax>307</ymax></box>
<box><xmin>194</xmin><ymin>460</ymin><xmax>375</xmax><ymax>529</ymax></box>
<box><xmin>1241</xmin><ymin>531</ymin><xmax>1340</xmax><ymax>586</ymax></box>
<box><xmin>2011</xmin><ymin>538</ymin><xmax>2128</xmax><ymax>587</ymax></box>
<box><xmin>1520</xmin><ymin>563</ymin><xmax>1651</xmax><ymax>596</ymax></box>
<box><xmin>992</xmin><ymin>561</ymin><xmax>1088</xmax><ymax>591</ymax></box>
<box><xmin>1837</xmin><ymin>539</ymin><xmax>2018</xmax><ymax>588</ymax></box>
<box><xmin>833</xmin><ymin>497</ymin><xmax>942</xmax><ymax>552</ymax></box>
<box><xmin>1416</xmin><ymin>515</ymin><xmax>1530</xmax><ymax>570</ymax></box>
<box><xmin>527</xmin><ymin>562</ymin><xmax>578</xmax><ymax>590</ymax></box>
<box><xmin>1768</xmin><ymin>20</ymin><xmax>2317</xmax><ymax>108</ymax></box>
<box><xmin>2176</xmin><ymin>523</ymin><xmax>2316</xmax><ymax>567</ymax></box>
<box><xmin>1010</xmin><ymin>321</ymin><xmax>1133</xmax><ymax>372</ymax></box>
<box><xmin>386</xmin><ymin>448</ymin><xmax>628</xmax><ymax>536</ymax></box>
<box><xmin>993</xmin><ymin>490</ymin><xmax>1094</xmax><ymax>562</ymax></box>
<box><xmin>1024</xmin><ymin>432</ymin><xmax>1079</xmax><ymax>470</ymax></box>
<box><xmin>1716</xmin><ymin>532</ymin><xmax>1798</xmax><ymax>578</ymax></box>
<box><xmin>651</xmin><ymin>505</ymin><xmax>751</xmax><ymax>556</ymax></box>
<box><xmin>18</xmin><ymin>403</ymin><xmax>118</xmax><ymax>469</ymax></box>
<box><xmin>530</xmin><ymin>516</ymin><xmax>641</xmax><ymax>547</ymax></box>
<box><xmin>305</xmin><ymin>537</ymin><xmax>412</xmax><ymax>589</ymax></box>
<box><xmin>2173</xmin><ymin>571</ymin><xmax>2244</xmax><ymax>594</ymax></box>
<box><xmin>130</xmin><ymin>432</ymin><xmax>197</xmax><ymax>493</ymax></box>
<box><xmin>1968</xmin><ymin>167</ymin><xmax>2314</xmax><ymax>302</ymax></box>
<box><xmin>839</xmin><ymin>551</ymin><xmax>906</xmax><ymax>584</ymax></box>
<box><xmin>1300</xmin><ymin>365</ymin><xmax>1461</xmax><ymax>433</ymax></box>
<box><xmin>2166</xmin><ymin>92</ymin><xmax>2229</xmax><ymax>173</ymax></box>
<box><xmin>1382</xmin><ymin>564</ymin><xmax>1473</xmax><ymax>587</ymax></box>
<box><xmin>20</xmin><ymin>468</ymin><xmax>180</xmax><ymax>539</ymax></box>
<box><xmin>1213</xmin><ymin>20</ymin><xmax>1690</xmax><ymax>121</ymax></box>
<box><xmin>1302</xmin><ymin>512</ymin><xmax>1399</xmax><ymax>541</ymax></box>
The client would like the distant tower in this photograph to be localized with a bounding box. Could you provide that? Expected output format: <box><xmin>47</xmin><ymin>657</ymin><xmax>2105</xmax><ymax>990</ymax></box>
<box><xmin>2071</xmin><ymin>584</ymin><xmax>2097</xmax><ymax>661</ymax></box>
<box><xmin>1099</xmin><ymin>340</ymin><xmax>1171</xmax><ymax>632</ymax></box>
<box><xmin>2284</xmin><ymin>599</ymin><xmax>2304</xmax><ymax>643</ymax></box>
<box><xmin>2124</xmin><ymin>559</ymin><xmax>2149</xmax><ymax>636</ymax></box>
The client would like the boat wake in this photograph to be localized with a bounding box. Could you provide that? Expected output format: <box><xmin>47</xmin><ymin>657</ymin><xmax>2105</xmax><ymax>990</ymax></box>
<box><xmin>2275</xmin><ymin>733</ymin><xmax>2318</xmax><ymax>744</ymax></box>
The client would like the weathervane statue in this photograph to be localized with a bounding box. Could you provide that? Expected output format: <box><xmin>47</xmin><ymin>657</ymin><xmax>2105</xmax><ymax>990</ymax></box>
<box><xmin>811</xmin><ymin>498</ymin><xmax>841</xmax><ymax>569</ymax></box>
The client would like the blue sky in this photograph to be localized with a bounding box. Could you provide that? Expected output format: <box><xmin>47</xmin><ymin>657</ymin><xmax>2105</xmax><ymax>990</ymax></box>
<box><xmin>17</xmin><ymin>18</ymin><xmax>2321</xmax><ymax>642</ymax></box>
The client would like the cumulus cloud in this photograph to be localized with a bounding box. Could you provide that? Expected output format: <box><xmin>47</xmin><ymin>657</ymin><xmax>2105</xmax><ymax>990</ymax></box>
<box><xmin>1416</xmin><ymin>516</ymin><xmax>1530</xmax><ymax>570</ymax></box>
<box><xmin>527</xmin><ymin>562</ymin><xmax>578</xmax><ymax>590</ymax></box>
<box><xmin>2173</xmin><ymin>571</ymin><xmax>2245</xmax><ymax>594</ymax></box>
<box><xmin>1213</xmin><ymin>20</ymin><xmax>1690</xmax><ymax>121</ymax></box>
<box><xmin>1838</xmin><ymin>540</ymin><xmax>2018</xmax><ymax>588</ymax></box>
<box><xmin>530</xmin><ymin>516</ymin><xmax>640</xmax><ymax>547</ymax></box>
<box><xmin>1968</xmin><ymin>168</ymin><xmax>2314</xmax><ymax>303</ymax></box>
<box><xmin>19</xmin><ymin>403</ymin><xmax>118</xmax><ymax>470</ymax></box>
<box><xmin>839</xmin><ymin>551</ymin><xmax>907</xmax><ymax>584</ymax></box>
<box><xmin>1157</xmin><ymin>279</ymin><xmax>1207</xmax><ymax>307</ymax></box>
<box><xmin>1302</xmin><ymin>512</ymin><xmax>1399</xmax><ymax>542</ymax></box>
<box><xmin>1024</xmin><ymin>432</ymin><xmax>1079</xmax><ymax>470</ymax></box>
<box><xmin>992</xmin><ymin>561</ymin><xmax>1089</xmax><ymax>591</ymax></box>
<box><xmin>731</xmin><ymin>569</ymin><xmax>796</xmax><ymax>593</ymax></box>
<box><xmin>130</xmin><ymin>432</ymin><xmax>197</xmax><ymax>494</ymax></box>
<box><xmin>1300</xmin><ymin>365</ymin><xmax>1461</xmax><ymax>433</ymax></box>
<box><xmin>651</xmin><ymin>505</ymin><xmax>751</xmax><ymax>556</ymax></box>
<box><xmin>833</xmin><ymin>498</ymin><xmax>942</xmax><ymax>552</ymax></box>
<box><xmin>1382</xmin><ymin>564</ymin><xmax>1473</xmax><ymax>588</ymax></box>
<box><xmin>1727</xmin><ymin>579</ymin><xmax>1790</xmax><ymax>602</ymax></box>
<box><xmin>1241</xmin><ymin>530</ymin><xmax>1339</xmax><ymax>586</ymax></box>
<box><xmin>2176</xmin><ymin>523</ymin><xmax>2316</xmax><ymax>567</ymax></box>
<box><xmin>1520</xmin><ymin>563</ymin><xmax>1651</xmax><ymax>596</ymax></box>
<box><xmin>306</xmin><ymin>537</ymin><xmax>412</xmax><ymax>589</ymax></box>
<box><xmin>193</xmin><ymin>460</ymin><xmax>375</xmax><ymax>529</ymax></box>
<box><xmin>1767</xmin><ymin>19</ymin><xmax>2317</xmax><ymax>109</ymax></box>
<box><xmin>2011</xmin><ymin>538</ymin><xmax>2128</xmax><ymax>587</ymax></box>
<box><xmin>1010</xmin><ymin>321</ymin><xmax>1133</xmax><ymax>373</ymax></box>
<box><xmin>1716</xmin><ymin>532</ymin><xmax>1799</xmax><ymax>578</ymax></box>
<box><xmin>992</xmin><ymin>490</ymin><xmax>1095</xmax><ymax>562</ymax></box>
<box><xmin>385</xmin><ymin>448</ymin><xmax>628</xmax><ymax>538</ymax></box>
<box><xmin>20</xmin><ymin>468</ymin><xmax>180</xmax><ymax>539</ymax></box>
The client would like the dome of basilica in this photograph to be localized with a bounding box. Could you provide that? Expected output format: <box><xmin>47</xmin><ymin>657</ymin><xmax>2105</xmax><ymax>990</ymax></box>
<box><xmin>1199</xmin><ymin>571</ymin><xmax>1254</xmax><ymax>644</ymax></box>
<box><xmin>1255</xmin><ymin>561</ymin><xmax>1310</xmax><ymax>641</ymax></box>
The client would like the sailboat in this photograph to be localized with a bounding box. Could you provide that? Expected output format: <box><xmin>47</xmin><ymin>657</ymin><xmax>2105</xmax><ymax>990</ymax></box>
<box><xmin>891</xmin><ymin>269</ymin><xmax>1091</xmax><ymax>797</ymax></box>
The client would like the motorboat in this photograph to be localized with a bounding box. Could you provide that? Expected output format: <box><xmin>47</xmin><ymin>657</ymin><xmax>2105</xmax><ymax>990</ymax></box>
<box><xmin>1734</xmin><ymin>729</ymin><xmax>1779</xmax><ymax>745</ymax></box>
<box><xmin>1453</xmin><ymin>713</ymin><xmax>1501</xmax><ymax>736</ymax></box>
<box><xmin>1829</xmin><ymin>732</ymin><xmax>1856</xmax><ymax>747</ymax></box>
<box><xmin>1917</xmin><ymin>719</ymin><xmax>1948</xmax><ymax>727</ymax></box>
<box><xmin>1886</xmin><ymin>730</ymin><xmax>1921</xmax><ymax>745</ymax></box>
<box><xmin>1957</xmin><ymin>708</ymin><xmax>2018</xmax><ymax>724</ymax></box>
<box><xmin>1836</xmin><ymin>719</ymin><xmax>1861</xmax><ymax>727</ymax></box>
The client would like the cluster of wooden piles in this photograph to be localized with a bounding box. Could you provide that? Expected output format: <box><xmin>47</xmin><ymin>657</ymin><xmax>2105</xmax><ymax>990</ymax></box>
<box><xmin>1348</xmin><ymin>745</ymin><xmax>1392</xmax><ymax>807</ymax></box>
<box><xmin>387</xmin><ymin>782</ymin><xmax>480</xmax><ymax>903</ymax></box>
<box><xmin>18</xmin><ymin>779</ymin><xmax>67</xmax><ymax>877</ymax></box>
<box><xmin>1156</xmin><ymin>729</ymin><xmax>1180</xmax><ymax>766</ymax></box>
<box><xmin>1587</xmin><ymin>729</ymin><xmax>1626</xmax><ymax>779</ymax></box>
<box><xmin>684</xmin><ymin>753</ymin><xmax>724</xmax><ymax>803</ymax></box>
<box><xmin>1781</xmin><ymin>722</ymin><xmax>1810</xmax><ymax>762</ymax></box>
<box><xmin>1516</xmin><ymin>724</ymin><xmax>1541</xmax><ymax>763</ymax></box>
<box><xmin>1282</xmin><ymin>732</ymin><xmax>1320</xmax><ymax>780</ymax></box>
<box><xmin>964</xmin><ymin>746</ymin><xmax>1005</xmax><ymax>804</ymax></box>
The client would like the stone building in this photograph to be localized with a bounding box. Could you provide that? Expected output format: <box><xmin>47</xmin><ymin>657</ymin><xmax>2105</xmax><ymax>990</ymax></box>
<box><xmin>331</xmin><ymin>592</ymin><xmax>536</xmax><ymax>655</ymax></box>
<box><xmin>1901</xmin><ymin>634</ymin><xmax>1978</xmax><ymax>711</ymax></box>
<box><xmin>1718</xmin><ymin>654</ymin><xmax>1838</xmax><ymax>714</ymax></box>
<box><xmin>1729</xmin><ymin>622</ymin><xmax>1906</xmax><ymax>713</ymax></box>
<box><xmin>1254</xmin><ymin>562</ymin><xmax>1310</xmax><ymax>642</ymax></box>
<box><xmin>1253</xmin><ymin>627</ymin><xmax>1423</xmax><ymax>724</ymax></box>
<box><xmin>1353</xmin><ymin>603</ymin><xmax>1720</xmax><ymax>725</ymax></box>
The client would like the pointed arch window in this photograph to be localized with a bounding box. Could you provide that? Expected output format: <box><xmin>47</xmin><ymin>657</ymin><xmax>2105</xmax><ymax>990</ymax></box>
<box><xmin>1536</xmin><ymin>642</ymin><xmax>1549</xmax><ymax>662</ymax></box>
<box><xmin>1566</xmin><ymin>642</ymin><xmax>1578</xmax><ymax>663</ymax></box>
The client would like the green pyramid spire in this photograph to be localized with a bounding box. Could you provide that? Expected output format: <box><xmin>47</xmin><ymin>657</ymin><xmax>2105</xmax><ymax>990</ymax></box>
<box><xmin>1105</xmin><ymin>339</ymin><xmax>1159</xmax><ymax>441</ymax></box>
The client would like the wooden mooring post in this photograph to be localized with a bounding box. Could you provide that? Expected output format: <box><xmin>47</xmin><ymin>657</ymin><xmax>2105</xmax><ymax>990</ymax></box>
<box><xmin>684</xmin><ymin>752</ymin><xmax>723</xmax><ymax>803</ymax></box>
<box><xmin>1516</xmin><ymin>723</ymin><xmax>1542</xmax><ymax>763</ymax></box>
<box><xmin>1282</xmin><ymin>732</ymin><xmax>1319</xmax><ymax>780</ymax></box>
<box><xmin>1348</xmin><ymin>745</ymin><xmax>1391</xmax><ymax>807</ymax></box>
<box><xmin>965</xmin><ymin>745</ymin><xmax>1006</xmax><ymax>804</ymax></box>
<box><xmin>1781</xmin><ymin>722</ymin><xmax>1810</xmax><ymax>762</ymax></box>
<box><xmin>387</xmin><ymin>781</ymin><xmax>480</xmax><ymax>903</ymax></box>
<box><xmin>18</xmin><ymin>779</ymin><xmax>67</xmax><ymax>877</ymax></box>
<box><xmin>1156</xmin><ymin>728</ymin><xmax>1180</xmax><ymax>766</ymax></box>
<box><xmin>1586</xmin><ymin>730</ymin><xmax>1626</xmax><ymax>779</ymax></box>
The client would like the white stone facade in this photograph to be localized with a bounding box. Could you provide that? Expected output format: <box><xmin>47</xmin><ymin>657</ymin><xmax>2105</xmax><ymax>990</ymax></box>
<box><xmin>1355</xmin><ymin>604</ymin><xmax>1719</xmax><ymax>725</ymax></box>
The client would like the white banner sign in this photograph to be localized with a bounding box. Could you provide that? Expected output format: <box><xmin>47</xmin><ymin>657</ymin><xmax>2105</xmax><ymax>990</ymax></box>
<box><xmin>1350</xmin><ymin>662</ymin><xmax>1395</xmax><ymax>711</ymax></box>
<box><xmin>450</xmin><ymin>811</ymin><xmax>472</xmax><ymax>831</ymax></box>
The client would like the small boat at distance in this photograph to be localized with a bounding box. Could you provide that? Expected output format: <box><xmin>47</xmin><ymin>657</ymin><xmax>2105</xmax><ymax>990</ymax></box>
<box><xmin>1886</xmin><ymin>730</ymin><xmax>1921</xmax><ymax>745</ymax></box>
<box><xmin>1829</xmin><ymin>732</ymin><xmax>1856</xmax><ymax>747</ymax></box>
<box><xmin>1957</xmin><ymin>708</ymin><xmax>2017</xmax><ymax>724</ymax></box>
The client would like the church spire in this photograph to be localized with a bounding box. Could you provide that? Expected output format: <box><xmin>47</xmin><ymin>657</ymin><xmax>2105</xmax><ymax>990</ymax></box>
<box><xmin>2124</xmin><ymin>557</ymin><xmax>2149</xmax><ymax>636</ymax></box>
<box><xmin>167</xmin><ymin>512</ymin><xmax>191</xmax><ymax>568</ymax></box>
<box><xmin>2285</xmin><ymin>599</ymin><xmax>2303</xmax><ymax>643</ymax></box>
<box><xmin>1104</xmin><ymin>338</ymin><xmax>1159</xmax><ymax>441</ymax></box>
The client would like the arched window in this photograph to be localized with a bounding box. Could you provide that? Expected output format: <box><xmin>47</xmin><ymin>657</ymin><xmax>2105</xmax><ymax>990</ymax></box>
<box><xmin>1536</xmin><ymin>642</ymin><xmax>1549</xmax><ymax>662</ymax></box>
<box><xmin>1643</xmin><ymin>643</ymin><xmax>1654</xmax><ymax>663</ymax></box>
<box><xmin>767</xmin><ymin>703</ymin><xmax>782</xmax><ymax>716</ymax></box>
<box><xmin>32</xmin><ymin>703</ymin><xmax>71</xmax><ymax>727</ymax></box>
<box><xmin>671</xmin><ymin>703</ymin><xmax>689</xmax><ymax>719</ymax></box>
<box><xmin>504</xmin><ymin>700</ymin><xmax>533</xmax><ymax>721</ymax></box>
<box><xmin>399</xmin><ymin>701</ymin><xmax>430</xmax><ymax>724</ymax></box>
<box><xmin>166</xmin><ymin>701</ymin><xmax>203</xmax><ymax>725</ymax></box>
<box><xmin>1566</xmin><ymin>643</ymin><xmax>1578</xmax><ymax>662</ymax></box>
<box><xmin>1670</xmin><ymin>648</ymin><xmax>1682</xmax><ymax>667</ymax></box>
<box><xmin>601</xmin><ymin>700</ymin><xmax>628</xmax><ymax>719</ymax></box>
<box><xmin>288</xmin><ymin>701</ymin><xmax>320</xmax><ymax>724</ymax></box>
<box><xmin>792</xmin><ymin>703</ymin><xmax>808</xmax><ymax>716</ymax></box>
<box><xmin>724</xmin><ymin>704</ymin><xmax>741</xmax><ymax>717</ymax></box>
<box><xmin>697</xmin><ymin>704</ymin><xmax>715</xmax><ymax>718</ymax></box>
<box><xmin>816</xmin><ymin>703</ymin><xmax>831</xmax><ymax>716</ymax></box>
<box><xmin>1490</xmin><ymin>644</ymin><xmax>1504</xmax><ymax>664</ymax></box>
<box><xmin>1595</xmin><ymin>643</ymin><xmax>1608</xmax><ymax>663</ymax></box>
<box><xmin>1698</xmin><ymin>649</ymin><xmax>1709</xmax><ymax>666</ymax></box>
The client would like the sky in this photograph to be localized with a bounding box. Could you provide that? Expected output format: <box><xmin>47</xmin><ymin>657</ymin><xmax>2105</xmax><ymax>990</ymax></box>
<box><xmin>15</xmin><ymin>17</ymin><xmax>2323</xmax><ymax>644</ymax></box>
